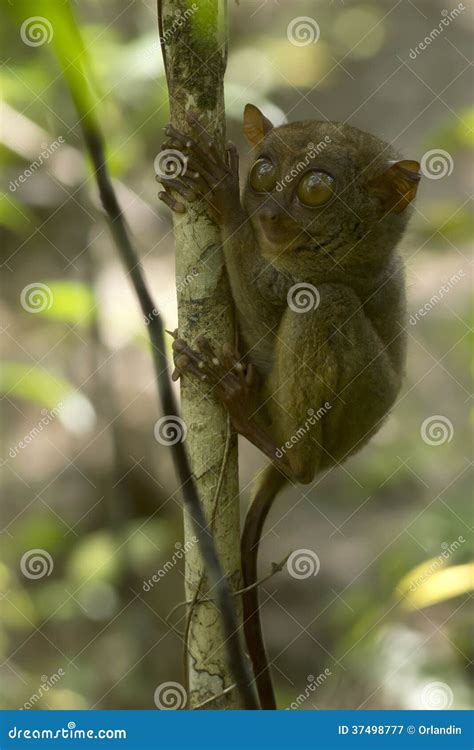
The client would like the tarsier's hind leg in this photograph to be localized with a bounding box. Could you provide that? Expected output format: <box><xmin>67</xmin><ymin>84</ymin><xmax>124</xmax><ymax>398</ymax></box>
<box><xmin>265</xmin><ymin>305</ymin><xmax>340</xmax><ymax>482</ymax></box>
<box><xmin>240</xmin><ymin>306</ymin><xmax>339</xmax><ymax>708</ymax></box>
<box><xmin>267</xmin><ymin>284</ymin><xmax>402</xmax><ymax>472</ymax></box>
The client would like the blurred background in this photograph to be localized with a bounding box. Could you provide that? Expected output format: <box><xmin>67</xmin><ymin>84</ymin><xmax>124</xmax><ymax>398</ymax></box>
<box><xmin>1</xmin><ymin>0</ymin><xmax>472</xmax><ymax>710</ymax></box>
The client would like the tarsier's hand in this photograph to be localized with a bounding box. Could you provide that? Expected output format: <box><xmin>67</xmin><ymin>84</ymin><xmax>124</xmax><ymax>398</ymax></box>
<box><xmin>156</xmin><ymin>113</ymin><xmax>240</xmax><ymax>224</ymax></box>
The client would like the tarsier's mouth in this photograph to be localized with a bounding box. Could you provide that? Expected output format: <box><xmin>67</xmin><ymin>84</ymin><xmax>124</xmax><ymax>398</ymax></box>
<box><xmin>259</xmin><ymin>218</ymin><xmax>307</xmax><ymax>246</ymax></box>
<box><xmin>259</xmin><ymin>222</ymin><xmax>286</xmax><ymax>242</ymax></box>
<box><xmin>254</xmin><ymin>213</ymin><xmax>329</xmax><ymax>258</ymax></box>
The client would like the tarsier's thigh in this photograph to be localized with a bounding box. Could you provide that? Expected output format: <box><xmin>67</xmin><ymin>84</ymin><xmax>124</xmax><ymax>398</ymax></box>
<box><xmin>264</xmin><ymin>285</ymin><xmax>402</xmax><ymax>480</ymax></box>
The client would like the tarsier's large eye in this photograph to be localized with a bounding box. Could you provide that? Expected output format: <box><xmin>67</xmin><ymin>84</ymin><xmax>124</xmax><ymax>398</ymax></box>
<box><xmin>249</xmin><ymin>158</ymin><xmax>277</xmax><ymax>193</ymax></box>
<box><xmin>297</xmin><ymin>171</ymin><xmax>335</xmax><ymax>207</ymax></box>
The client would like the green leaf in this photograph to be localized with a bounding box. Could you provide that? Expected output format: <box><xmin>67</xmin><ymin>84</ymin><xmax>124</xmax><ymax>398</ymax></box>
<box><xmin>0</xmin><ymin>194</ymin><xmax>34</xmax><ymax>233</ymax></box>
<box><xmin>396</xmin><ymin>562</ymin><xmax>474</xmax><ymax>610</ymax></box>
<box><xmin>0</xmin><ymin>362</ymin><xmax>76</xmax><ymax>408</ymax></box>
<box><xmin>427</xmin><ymin>107</ymin><xmax>474</xmax><ymax>150</ymax></box>
<box><xmin>0</xmin><ymin>362</ymin><xmax>96</xmax><ymax>435</ymax></box>
<box><xmin>67</xmin><ymin>532</ymin><xmax>121</xmax><ymax>584</ymax></box>
<box><xmin>0</xmin><ymin>362</ymin><xmax>75</xmax><ymax>409</ymax></box>
<box><xmin>7</xmin><ymin>0</ymin><xmax>100</xmax><ymax>132</ymax></box>
<box><xmin>414</xmin><ymin>202</ymin><xmax>474</xmax><ymax>243</ymax></box>
<box><xmin>34</xmin><ymin>281</ymin><xmax>96</xmax><ymax>324</ymax></box>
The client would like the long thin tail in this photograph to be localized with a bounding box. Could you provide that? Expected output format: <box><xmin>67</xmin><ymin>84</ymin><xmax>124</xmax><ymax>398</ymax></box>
<box><xmin>241</xmin><ymin>465</ymin><xmax>287</xmax><ymax>710</ymax></box>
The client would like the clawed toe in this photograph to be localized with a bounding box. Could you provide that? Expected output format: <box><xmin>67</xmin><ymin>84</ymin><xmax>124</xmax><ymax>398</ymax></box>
<box><xmin>158</xmin><ymin>191</ymin><xmax>186</xmax><ymax>213</ymax></box>
<box><xmin>170</xmin><ymin>334</ymin><xmax>254</xmax><ymax>410</ymax></box>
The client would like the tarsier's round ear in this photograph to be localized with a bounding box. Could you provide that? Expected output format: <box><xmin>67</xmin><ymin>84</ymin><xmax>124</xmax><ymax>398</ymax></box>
<box><xmin>243</xmin><ymin>103</ymin><xmax>274</xmax><ymax>146</ymax></box>
<box><xmin>368</xmin><ymin>159</ymin><xmax>421</xmax><ymax>214</ymax></box>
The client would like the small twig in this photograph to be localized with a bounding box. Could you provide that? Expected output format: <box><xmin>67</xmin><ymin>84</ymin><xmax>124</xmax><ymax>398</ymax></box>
<box><xmin>191</xmin><ymin>682</ymin><xmax>237</xmax><ymax>710</ymax></box>
<box><xmin>231</xmin><ymin>554</ymin><xmax>291</xmax><ymax>597</ymax></box>
<box><xmin>167</xmin><ymin>554</ymin><xmax>291</xmax><ymax>622</ymax></box>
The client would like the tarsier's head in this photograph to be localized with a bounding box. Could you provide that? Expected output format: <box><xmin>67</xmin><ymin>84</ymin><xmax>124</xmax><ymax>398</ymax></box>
<box><xmin>241</xmin><ymin>104</ymin><xmax>421</xmax><ymax>280</ymax></box>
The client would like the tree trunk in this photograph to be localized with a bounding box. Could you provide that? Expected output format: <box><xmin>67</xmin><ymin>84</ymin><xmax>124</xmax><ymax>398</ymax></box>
<box><xmin>160</xmin><ymin>0</ymin><xmax>243</xmax><ymax>709</ymax></box>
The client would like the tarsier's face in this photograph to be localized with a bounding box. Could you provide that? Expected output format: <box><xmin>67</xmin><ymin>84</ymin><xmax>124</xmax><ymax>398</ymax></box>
<box><xmin>241</xmin><ymin>105</ymin><xmax>420</xmax><ymax>279</ymax></box>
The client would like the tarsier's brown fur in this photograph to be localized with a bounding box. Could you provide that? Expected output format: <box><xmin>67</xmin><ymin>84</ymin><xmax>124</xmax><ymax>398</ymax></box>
<box><xmin>158</xmin><ymin>105</ymin><xmax>420</xmax><ymax>708</ymax></box>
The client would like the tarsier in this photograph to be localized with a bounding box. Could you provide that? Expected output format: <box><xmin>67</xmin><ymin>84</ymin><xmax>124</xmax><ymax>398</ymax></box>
<box><xmin>157</xmin><ymin>105</ymin><xmax>420</xmax><ymax>709</ymax></box>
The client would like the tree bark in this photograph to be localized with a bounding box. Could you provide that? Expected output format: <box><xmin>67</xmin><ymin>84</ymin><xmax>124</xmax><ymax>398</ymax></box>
<box><xmin>160</xmin><ymin>0</ymin><xmax>244</xmax><ymax>709</ymax></box>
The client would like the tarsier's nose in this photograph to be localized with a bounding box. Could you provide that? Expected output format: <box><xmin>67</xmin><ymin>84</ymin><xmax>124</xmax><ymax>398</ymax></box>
<box><xmin>259</xmin><ymin>206</ymin><xmax>280</xmax><ymax>223</ymax></box>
